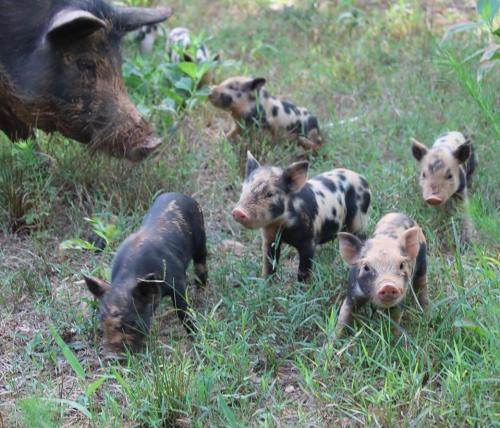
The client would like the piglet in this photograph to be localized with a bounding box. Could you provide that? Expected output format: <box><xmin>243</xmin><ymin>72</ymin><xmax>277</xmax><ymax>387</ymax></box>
<box><xmin>167</xmin><ymin>27</ymin><xmax>219</xmax><ymax>86</ymax></box>
<box><xmin>83</xmin><ymin>192</ymin><xmax>208</xmax><ymax>355</ymax></box>
<box><xmin>209</xmin><ymin>77</ymin><xmax>322</xmax><ymax>150</ymax></box>
<box><xmin>232</xmin><ymin>152</ymin><xmax>371</xmax><ymax>281</ymax></box>
<box><xmin>411</xmin><ymin>131</ymin><xmax>476</xmax><ymax>239</ymax></box>
<box><xmin>335</xmin><ymin>213</ymin><xmax>428</xmax><ymax>338</ymax></box>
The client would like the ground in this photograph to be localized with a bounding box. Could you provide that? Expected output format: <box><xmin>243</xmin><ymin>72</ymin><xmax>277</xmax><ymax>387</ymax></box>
<box><xmin>0</xmin><ymin>0</ymin><xmax>499</xmax><ymax>427</ymax></box>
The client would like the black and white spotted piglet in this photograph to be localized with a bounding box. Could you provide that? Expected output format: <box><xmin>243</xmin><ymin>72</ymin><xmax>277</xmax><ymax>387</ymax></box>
<box><xmin>167</xmin><ymin>27</ymin><xmax>219</xmax><ymax>85</ymax></box>
<box><xmin>232</xmin><ymin>152</ymin><xmax>371</xmax><ymax>281</ymax></box>
<box><xmin>209</xmin><ymin>77</ymin><xmax>322</xmax><ymax>150</ymax></box>
<box><xmin>137</xmin><ymin>24</ymin><xmax>160</xmax><ymax>55</ymax></box>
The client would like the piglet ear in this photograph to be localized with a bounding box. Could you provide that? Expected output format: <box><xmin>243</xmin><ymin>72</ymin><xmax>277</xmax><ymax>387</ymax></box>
<box><xmin>245</xmin><ymin>151</ymin><xmax>261</xmax><ymax>178</ymax></box>
<box><xmin>411</xmin><ymin>138</ymin><xmax>428</xmax><ymax>162</ymax></box>
<box><xmin>183</xmin><ymin>52</ymin><xmax>194</xmax><ymax>62</ymax></box>
<box><xmin>133</xmin><ymin>273</ymin><xmax>161</xmax><ymax>303</ymax></box>
<box><xmin>244</xmin><ymin>77</ymin><xmax>266</xmax><ymax>92</ymax></box>
<box><xmin>402</xmin><ymin>227</ymin><xmax>422</xmax><ymax>260</ymax></box>
<box><xmin>251</xmin><ymin>77</ymin><xmax>266</xmax><ymax>90</ymax></box>
<box><xmin>283</xmin><ymin>161</ymin><xmax>308</xmax><ymax>192</ymax></box>
<box><xmin>338</xmin><ymin>232</ymin><xmax>363</xmax><ymax>265</ymax></box>
<box><xmin>453</xmin><ymin>143</ymin><xmax>471</xmax><ymax>164</ymax></box>
<box><xmin>83</xmin><ymin>274</ymin><xmax>110</xmax><ymax>299</ymax></box>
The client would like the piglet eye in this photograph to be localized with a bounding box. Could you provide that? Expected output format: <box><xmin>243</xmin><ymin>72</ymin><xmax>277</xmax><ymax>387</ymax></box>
<box><xmin>399</xmin><ymin>262</ymin><xmax>404</xmax><ymax>270</ymax></box>
<box><xmin>447</xmin><ymin>174</ymin><xmax>453</xmax><ymax>180</ymax></box>
<box><xmin>422</xmin><ymin>172</ymin><xmax>427</xmax><ymax>179</ymax></box>
<box><xmin>363</xmin><ymin>265</ymin><xmax>370</xmax><ymax>272</ymax></box>
<box><xmin>266</xmin><ymin>191</ymin><xmax>274</xmax><ymax>198</ymax></box>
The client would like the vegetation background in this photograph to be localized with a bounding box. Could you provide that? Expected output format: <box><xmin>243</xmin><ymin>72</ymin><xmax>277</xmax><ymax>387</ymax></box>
<box><xmin>0</xmin><ymin>0</ymin><xmax>499</xmax><ymax>426</ymax></box>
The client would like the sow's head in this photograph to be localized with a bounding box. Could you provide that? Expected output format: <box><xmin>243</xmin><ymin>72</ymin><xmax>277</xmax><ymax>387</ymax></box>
<box><xmin>41</xmin><ymin>3</ymin><xmax>173</xmax><ymax>161</ymax></box>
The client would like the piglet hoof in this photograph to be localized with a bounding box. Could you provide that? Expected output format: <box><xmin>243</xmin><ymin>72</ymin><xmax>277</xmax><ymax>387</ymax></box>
<box><xmin>297</xmin><ymin>272</ymin><xmax>310</xmax><ymax>283</ymax></box>
<box><xmin>298</xmin><ymin>137</ymin><xmax>317</xmax><ymax>151</ymax></box>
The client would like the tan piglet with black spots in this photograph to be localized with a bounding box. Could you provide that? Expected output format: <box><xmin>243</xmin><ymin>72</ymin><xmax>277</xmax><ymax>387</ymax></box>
<box><xmin>411</xmin><ymin>131</ymin><xmax>476</xmax><ymax>240</ymax></box>
<box><xmin>335</xmin><ymin>213</ymin><xmax>428</xmax><ymax>338</ymax></box>
<box><xmin>208</xmin><ymin>76</ymin><xmax>322</xmax><ymax>150</ymax></box>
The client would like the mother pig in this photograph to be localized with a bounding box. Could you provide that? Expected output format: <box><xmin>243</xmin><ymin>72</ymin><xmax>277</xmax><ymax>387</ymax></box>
<box><xmin>0</xmin><ymin>0</ymin><xmax>173</xmax><ymax>161</ymax></box>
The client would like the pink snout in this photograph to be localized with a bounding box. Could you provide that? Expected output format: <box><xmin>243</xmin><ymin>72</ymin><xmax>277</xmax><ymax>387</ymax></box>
<box><xmin>377</xmin><ymin>284</ymin><xmax>401</xmax><ymax>302</ymax></box>
<box><xmin>425</xmin><ymin>195</ymin><xmax>443</xmax><ymax>206</ymax></box>
<box><xmin>232</xmin><ymin>207</ymin><xmax>250</xmax><ymax>225</ymax></box>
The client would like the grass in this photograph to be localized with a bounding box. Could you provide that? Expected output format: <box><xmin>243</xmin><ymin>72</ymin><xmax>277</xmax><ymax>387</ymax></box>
<box><xmin>1</xmin><ymin>0</ymin><xmax>499</xmax><ymax>426</ymax></box>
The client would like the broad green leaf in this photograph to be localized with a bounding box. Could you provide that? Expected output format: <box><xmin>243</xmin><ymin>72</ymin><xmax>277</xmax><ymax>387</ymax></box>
<box><xmin>177</xmin><ymin>62</ymin><xmax>199</xmax><ymax>79</ymax></box>
<box><xmin>174</xmin><ymin>77</ymin><xmax>194</xmax><ymax>93</ymax></box>
<box><xmin>48</xmin><ymin>324</ymin><xmax>86</xmax><ymax>380</ymax></box>
<box><xmin>477</xmin><ymin>0</ymin><xmax>499</xmax><ymax>25</ymax></box>
<box><xmin>59</xmin><ymin>238</ymin><xmax>96</xmax><ymax>251</ymax></box>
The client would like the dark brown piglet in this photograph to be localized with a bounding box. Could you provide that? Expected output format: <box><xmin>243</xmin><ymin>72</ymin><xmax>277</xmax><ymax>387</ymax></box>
<box><xmin>83</xmin><ymin>192</ymin><xmax>207</xmax><ymax>356</ymax></box>
<box><xmin>335</xmin><ymin>213</ymin><xmax>428</xmax><ymax>338</ymax></box>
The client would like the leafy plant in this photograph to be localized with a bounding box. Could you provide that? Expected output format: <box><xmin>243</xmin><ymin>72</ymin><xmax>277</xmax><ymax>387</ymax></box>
<box><xmin>443</xmin><ymin>0</ymin><xmax>500</xmax><ymax>81</ymax></box>
<box><xmin>124</xmin><ymin>34</ymin><xmax>220</xmax><ymax>121</ymax></box>
<box><xmin>60</xmin><ymin>216</ymin><xmax>119</xmax><ymax>252</ymax></box>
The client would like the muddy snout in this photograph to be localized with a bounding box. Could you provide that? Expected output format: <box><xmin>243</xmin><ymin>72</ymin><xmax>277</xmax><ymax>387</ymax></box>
<box><xmin>127</xmin><ymin>135</ymin><xmax>162</xmax><ymax>161</ymax></box>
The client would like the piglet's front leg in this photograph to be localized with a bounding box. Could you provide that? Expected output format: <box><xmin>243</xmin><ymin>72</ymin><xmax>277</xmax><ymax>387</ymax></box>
<box><xmin>389</xmin><ymin>306</ymin><xmax>404</xmax><ymax>337</ymax></box>
<box><xmin>297</xmin><ymin>242</ymin><xmax>315</xmax><ymax>282</ymax></box>
<box><xmin>334</xmin><ymin>298</ymin><xmax>355</xmax><ymax>339</ymax></box>
<box><xmin>227</xmin><ymin>121</ymin><xmax>241</xmax><ymax>141</ymax></box>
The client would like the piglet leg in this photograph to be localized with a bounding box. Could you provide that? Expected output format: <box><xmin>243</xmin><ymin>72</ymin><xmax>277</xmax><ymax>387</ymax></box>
<box><xmin>389</xmin><ymin>306</ymin><xmax>404</xmax><ymax>337</ymax></box>
<box><xmin>297</xmin><ymin>243</ymin><xmax>315</xmax><ymax>282</ymax></box>
<box><xmin>334</xmin><ymin>298</ymin><xmax>355</xmax><ymax>338</ymax></box>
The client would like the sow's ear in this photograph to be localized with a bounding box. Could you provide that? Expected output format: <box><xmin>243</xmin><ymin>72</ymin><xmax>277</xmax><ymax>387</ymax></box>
<box><xmin>47</xmin><ymin>10</ymin><xmax>107</xmax><ymax>41</ymax></box>
<box><xmin>338</xmin><ymin>232</ymin><xmax>363</xmax><ymax>265</ymax></box>
<box><xmin>283</xmin><ymin>161</ymin><xmax>308</xmax><ymax>192</ymax></box>
<box><xmin>453</xmin><ymin>143</ymin><xmax>471</xmax><ymax>164</ymax></box>
<box><xmin>402</xmin><ymin>227</ymin><xmax>421</xmax><ymax>260</ymax></box>
<box><xmin>114</xmin><ymin>6</ymin><xmax>174</xmax><ymax>33</ymax></box>
<box><xmin>83</xmin><ymin>274</ymin><xmax>110</xmax><ymax>299</ymax></box>
<box><xmin>411</xmin><ymin>138</ymin><xmax>428</xmax><ymax>162</ymax></box>
<box><xmin>133</xmin><ymin>273</ymin><xmax>161</xmax><ymax>302</ymax></box>
<box><xmin>245</xmin><ymin>151</ymin><xmax>261</xmax><ymax>178</ymax></box>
